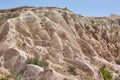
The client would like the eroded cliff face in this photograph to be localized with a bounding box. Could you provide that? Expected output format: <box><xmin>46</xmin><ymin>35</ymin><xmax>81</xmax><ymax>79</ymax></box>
<box><xmin>0</xmin><ymin>6</ymin><xmax>120</xmax><ymax>80</ymax></box>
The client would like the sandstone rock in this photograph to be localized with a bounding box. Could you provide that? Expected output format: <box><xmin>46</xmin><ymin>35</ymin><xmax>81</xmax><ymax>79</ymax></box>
<box><xmin>64</xmin><ymin>58</ymin><xmax>94</xmax><ymax>76</ymax></box>
<box><xmin>0</xmin><ymin>21</ymin><xmax>9</xmax><ymax>41</ymax></box>
<box><xmin>22</xmin><ymin>64</ymin><xmax>69</xmax><ymax>80</ymax></box>
<box><xmin>3</xmin><ymin>48</ymin><xmax>27</xmax><ymax>70</ymax></box>
<box><xmin>76</xmin><ymin>38</ymin><xmax>98</xmax><ymax>57</ymax></box>
<box><xmin>51</xmin><ymin>32</ymin><xmax>63</xmax><ymax>50</ymax></box>
<box><xmin>0</xmin><ymin>6</ymin><xmax>120</xmax><ymax>80</ymax></box>
<box><xmin>21</xmin><ymin>64</ymin><xmax>44</xmax><ymax>80</ymax></box>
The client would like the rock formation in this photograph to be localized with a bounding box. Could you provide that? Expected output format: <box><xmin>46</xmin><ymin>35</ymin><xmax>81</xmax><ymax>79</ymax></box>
<box><xmin>0</xmin><ymin>6</ymin><xmax>120</xmax><ymax>80</ymax></box>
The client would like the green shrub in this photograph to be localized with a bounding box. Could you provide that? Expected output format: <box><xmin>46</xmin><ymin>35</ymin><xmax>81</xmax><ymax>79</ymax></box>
<box><xmin>0</xmin><ymin>77</ymin><xmax>8</xmax><ymax>80</ymax></box>
<box><xmin>68</xmin><ymin>65</ymin><xmax>77</xmax><ymax>75</ymax></box>
<box><xmin>26</xmin><ymin>54</ymin><xmax>48</xmax><ymax>68</ymax></box>
<box><xmin>100</xmin><ymin>65</ymin><xmax>112</xmax><ymax>80</ymax></box>
<box><xmin>9</xmin><ymin>67</ymin><xmax>26</xmax><ymax>80</ymax></box>
<box><xmin>115</xmin><ymin>60</ymin><xmax>120</xmax><ymax>65</ymax></box>
<box><xmin>10</xmin><ymin>71</ymin><xmax>20</xmax><ymax>80</ymax></box>
<box><xmin>10</xmin><ymin>69</ymin><xmax>24</xmax><ymax>80</ymax></box>
<box><xmin>26</xmin><ymin>54</ymin><xmax>39</xmax><ymax>65</ymax></box>
<box><xmin>37</xmin><ymin>59</ymin><xmax>49</xmax><ymax>68</ymax></box>
<box><xmin>10</xmin><ymin>9</ymin><xmax>16</xmax><ymax>12</ymax></box>
<box><xmin>115</xmin><ymin>57</ymin><xmax>120</xmax><ymax>65</ymax></box>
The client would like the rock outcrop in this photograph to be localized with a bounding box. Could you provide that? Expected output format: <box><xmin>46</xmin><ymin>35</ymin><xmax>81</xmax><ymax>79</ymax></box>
<box><xmin>0</xmin><ymin>6</ymin><xmax>120</xmax><ymax>80</ymax></box>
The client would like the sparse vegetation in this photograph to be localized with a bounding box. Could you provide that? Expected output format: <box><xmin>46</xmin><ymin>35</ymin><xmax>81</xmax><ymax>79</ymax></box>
<box><xmin>10</xmin><ymin>71</ymin><xmax>21</xmax><ymax>80</ymax></box>
<box><xmin>10</xmin><ymin>9</ymin><xmax>16</xmax><ymax>12</ymax></box>
<box><xmin>22</xmin><ymin>43</ymin><xmax>26</xmax><ymax>47</ymax></box>
<box><xmin>100</xmin><ymin>65</ymin><xmax>112</xmax><ymax>80</ymax></box>
<box><xmin>37</xmin><ymin>59</ymin><xmax>49</xmax><ymax>68</ymax></box>
<box><xmin>115</xmin><ymin>59</ymin><xmax>120</xmax><ymax>65</ymax></box>
<box><xmin>67</xmin><ymin>65</ymin><xmax>77</xmax><ymax>75</ymax></box>
<box><xmin>26</xmin><ymin>54</ymin><xmax>49</xmax><ymax>68</ymax></box>
<box><xmin>10</xmin><ymin>68</ymin><xmax>26</xmax><ymax>80</ymax></box>
<box><xmin>115</xmin><ymin>57</ymin><xmax>120</xmax><ymax>65</ymax></box>
<box><xmin>8</xmin><ymin>54</ymin><xmax>48</xmax><ymax>80</ymax></box>
<box><xmin>0</xmin><ymin>77</ymin><xmax>8</xmax><ymax>80</ymax></box>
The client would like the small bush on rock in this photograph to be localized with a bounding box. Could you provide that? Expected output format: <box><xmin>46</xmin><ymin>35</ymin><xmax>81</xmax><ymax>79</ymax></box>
<box><xmin>0</xmin><ymin>77</ymin><xmax>8</xmax><ymax>80</ymax></box>
<box><xmin>37</xmin><ymin>59</ymin><xmax>49</xmax><ymax>68</ymax></box>
<box><xmin>10</xmin><ymin>71</ymin><xmax>20</xmax><ymax>80</ymax></box>
<box><xmin>10</xmin><ymin>68</ymin><xmax>26</xmax><ymax>80</ymax></box>
<box><xmin>68</xmin><ymin>65</ymin><xmax>77</xmax><ymax>75</ymax></box>
<box><xmin>26</xmin><ymin>54</ymin><xmax>39</xmax><ymax>65</ymax></box>
<box><xmin>115</xmin><ymin>56</ymin><xmax>120</xmax><ymax>65</ymax></box>
<box><xmin>100</xmin><ymin>65</ymin><xmax>112</xmax><ymax>80</ymax></box>
<box><xmin>26</xmin><ymin>54</ymin><xmax>49</xmax><ymax>68</ymax></box>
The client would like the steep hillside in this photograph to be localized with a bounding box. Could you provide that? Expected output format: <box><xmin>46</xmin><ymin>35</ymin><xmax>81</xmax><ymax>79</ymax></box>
<box><xmin>0</xmin><ymin>6</ymin><xmax>120</xmax><ymax>80</ymax></box>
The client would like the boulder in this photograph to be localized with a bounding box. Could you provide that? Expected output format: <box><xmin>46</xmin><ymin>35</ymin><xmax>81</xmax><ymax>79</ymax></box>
<box><xmin>21</xmin><ymin>64</ymin><xmax>44</xmax><ymax>80</ymax></box>
<box><xmin>3</xmin><ymin>48</ymin><xmax>27</xmax><ymax>70</ymax></box>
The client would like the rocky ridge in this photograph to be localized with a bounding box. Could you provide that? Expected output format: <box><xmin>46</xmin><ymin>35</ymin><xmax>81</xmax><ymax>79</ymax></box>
<box><xmin>0</xmin><ymin>6</ymin><xmax>120</xmax><ymax>80</ymax></box>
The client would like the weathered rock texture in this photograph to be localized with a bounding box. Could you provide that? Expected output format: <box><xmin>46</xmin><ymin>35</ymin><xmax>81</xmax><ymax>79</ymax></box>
<box><xmin>0</xmin><ymin>6</ymin><xmax>120</xmax><ymax>80</ymax></box>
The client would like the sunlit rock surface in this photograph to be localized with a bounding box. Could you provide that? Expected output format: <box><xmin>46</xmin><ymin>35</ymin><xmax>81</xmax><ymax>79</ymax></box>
<box><xmin>0</xmin><ymin>6</ymin><xmax>120</xmax><ymax>80</ymax></box>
